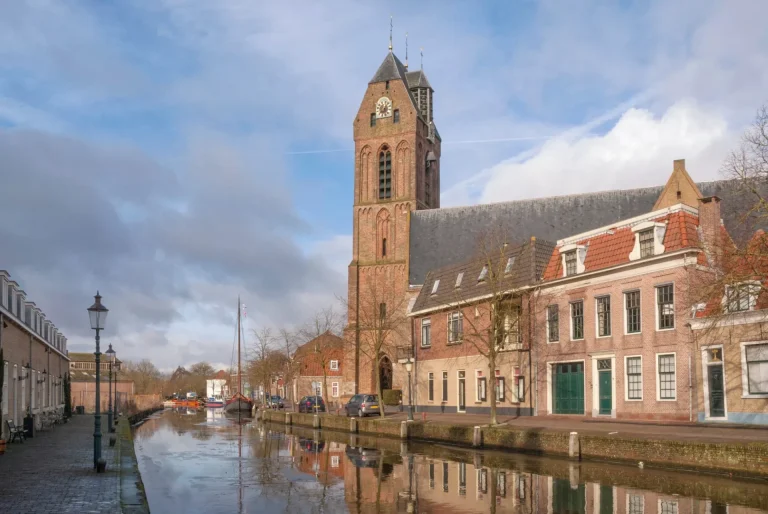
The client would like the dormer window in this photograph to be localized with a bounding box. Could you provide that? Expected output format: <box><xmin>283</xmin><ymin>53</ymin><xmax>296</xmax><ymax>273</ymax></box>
<box><xmin>564</xmin><ymin>251</ymin><xmax>577</xmax><ymax>276</ymax></box>
<box><xmin>478</xmin><ymin>266</ymin><xmax>488</xmax><ymax>282</ymax></box>
<box><xmin>455</xmin><ymin>272</ymin><xmax>463</xmax><ymax>288</ymax></box>
<box><xmin>559</xmin><ymin>244</ymin><xmax>586</xmax><ymax>277</ymax></box>
<box><xmin>504</xmin><ymin>257</ymin><xmax>515</xmax><ymax>274</ymax></box>
<box><xmin>629</xmin><ymin>221</ymin><xmax>666</xmax><ymax>261</ymax></box>
<box><xmin>725</xmin><ymin>283</ymin><xmax>759</xmax><ymax>313</ymax></box>
<box><xmin>639</xmin><ymin>229</ymin><xmax>655</xmax><ymax>258</ymax></box>
<box><xmin>431</xmin><ymin>279</ymin><xmax>440</xmax><ymax>295</ymax></box>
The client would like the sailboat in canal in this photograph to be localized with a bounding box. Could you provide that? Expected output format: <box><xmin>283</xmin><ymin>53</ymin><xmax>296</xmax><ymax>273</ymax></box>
<box><xmin>223</xmin><ymin>297</ymin><xmax>253</xmax><ymax>415</ymax></box>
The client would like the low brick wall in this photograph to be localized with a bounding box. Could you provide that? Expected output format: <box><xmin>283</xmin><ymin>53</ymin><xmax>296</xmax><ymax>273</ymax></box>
<box><xmin>409</xmin><ymin>422</ymin><xmax>475</xmax><ymax>446</ymax></box>
<box><xmin>484</xmin><ymin>427</ymin><xmax>571</xmax><ymax>456</ymax></box>
<box><xmin>357</xmin><ymin>417</ymin><xmax>402</xmax><ymax>438</ymax></box>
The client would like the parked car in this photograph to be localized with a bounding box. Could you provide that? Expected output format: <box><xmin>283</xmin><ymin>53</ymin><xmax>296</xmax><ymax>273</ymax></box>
<box><xmin>345</xmin><ymin>394</ymin><xmax>381</xmax><ymax>417</ymax></box>
<box><xmin>298</xmin><ymin>396</ymin><xmax>326</xmax><ymax>413</ymax></box>
<box><xmin>298</xmin><ymin>437</ymin><xmax>326</xmax><ymax>453</ymax></box>
<box><xmin>345</xmin><ymin>445</ymin><xmax>381</xmax><ymax>468</ymax></box>
<box><xmin>268</xmin><ymin>396</ymin><xmax>285</xmax><ymax>409</ymax></box>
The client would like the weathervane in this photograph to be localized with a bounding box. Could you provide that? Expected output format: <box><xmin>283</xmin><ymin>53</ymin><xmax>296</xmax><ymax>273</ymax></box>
<box><xmin>420</xmin><ymin>47</ymin><xmax>424</xmax><ymax>70</ymax></box>
<box><xmin>388</xmin><ymin>15</ymin><xmax>393</xmax><ymax>52</ymax></box>
<box><xmin>405</xmin><ymin>32</ymin><xmax>409</xmax><ymax>69</ymax></box>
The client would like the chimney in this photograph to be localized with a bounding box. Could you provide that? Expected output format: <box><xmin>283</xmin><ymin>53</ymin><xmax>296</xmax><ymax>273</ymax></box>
<box><xmin>698</xmin><ymin>196</ymin><xmax>722</xmax><ymax>265</ymax></box>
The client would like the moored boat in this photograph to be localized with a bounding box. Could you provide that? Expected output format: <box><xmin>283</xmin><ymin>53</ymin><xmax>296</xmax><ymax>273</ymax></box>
<box><xmin>223</xmin><ymin>297</ymin><xmax>253</xmax><ymax>416</ymax></box>
<box><xmin>206</xmin><ymin>396</ymin><xmax>225</xmax><ymax>408</ymax></box>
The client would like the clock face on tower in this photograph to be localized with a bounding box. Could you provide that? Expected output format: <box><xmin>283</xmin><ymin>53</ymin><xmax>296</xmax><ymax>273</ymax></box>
<box><xmin>376</xmin><ymin>97</ymin><xmax>393</xmax><ymax>118</ymax></box>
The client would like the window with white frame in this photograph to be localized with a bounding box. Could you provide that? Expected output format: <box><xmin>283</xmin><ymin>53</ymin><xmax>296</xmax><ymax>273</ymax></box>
<box><xmin>429</xmin><ymin>462</ymin><xmax>435</xmax><ymax>489</ymax></box>
<box><xmin>441</xmin><ymin>371</ymin><xmax>448</xmax><ymax>402</ymax></box>
<box><xmin>659</xmin><ymin>500</ymin><xmax>678</xmax><ymax>514</ymax></box>
<box><xmin>547</xmin><ymin>305</ymin><xmax>559</xmax><ymax>342</ymax></box>
<box><xmin>330</xmin><ymin>360</ymin><xmax>339</xmax><ymax>371</ymax></box>
<box><xmin>448</xmin><ymin>312</ymin><xmax>463</xmax><ymax>343</ymax></box>
<box><xmin>596</xmin><ymin>296</ymin><xmax>611</xmax><ymax>337</ymax></box>
<box><xmin>571</xmin><ymin>301</ymin><xmax>584</xmax><ymax>340</ymax></box>
<box><xmin>515</xmin><ymin>375</ymin><xmax>525</xmax><ymax>403</ymax></box>
<box><xmin>626</xmin><ymin>356</ymin><xmax>642</xmax><ymax>400</ymax></box>
<box><xmin>421</xmin><ymin>318</ymin><xmax>431</xmax><ymax>347</ymax></box>
<box><xmin>744</xmin><ymin>343</ymin><xmax>768</xmax><ymax>394</ymax></box>
<box><xmin>477</xmin><ymin>265</ymin><xmax>488</xmax><ymax>282</ymax></box>
<box><xmin>428</xmin><ymin>372</ymin><xmax>434</xmax><ymax>401</ymax></box>
<box><xmin>625</xmin><ymin>290</ymin><xmax>641</xmax><ymax>333</ymax></box>
<box><xmin>639</xmin><ymin>228</ymin><xmax>655</xmax><ymax>258</ymax></box>
<box><xmin>725</xmin><ymin>283</ymin><xmax>759</xmax><ymax>313</ymax></box>
<box><xmin>477</xmin><ymin>468</ymin><xmax>488</xmax><ymax>494</ymax></box>
<box><xmin>331</xmin><ymin>455</ymin><xmax>340</xmax><ymax>468</ymax></box>
<box><xmin>455</xmin><ymin>272</ymin><xmax>463</xmax><ymax>288</ymax></box>
<box><xmin>497</xmin><ymin>471</ymin><xmax>507</xmax><ymax>498</ymax></box>
<box><xmin>628</xmin><ymin>494</ymin><xmax>644</xmax><ymax>514</ymax></box>
<box><xmin>459</xmin><ymin>462</ymin><xmax>467</xmax><ymax>495</ymax></box>
<box><xmin>657</xmin><ymin>284</ymin><xmax>675</xmax><ymax>329</ymax></box>
<box><xmin>495</xmin><ymin>373</ymin><xmax>505</xmax><ymax>402</ymax></box>
<box><xmin>311</xmin><ymin>381</ymin><xmax>322</xmax><ymax>396</ymax></box>
<box><xmin>499</xmin><ymin>306</ymin><xmax>521</xmax><ymax>350</ymax></box>
<box><xmin>331</xmin><ymin>382</ymin><xmax>339</xmax><ymax>397</ymax></box>
<box><xmin>505</xmin><ymin>256</ymin><xmax>515</xmax><ymax>274</ymax></box>
<box><xmin>564</xmin><ymin>250</ymin><xmax>577</xmax><ymax>276</ymax></box>
<box><xmin>443</xmin><ymin>462</ymin><xmax>449</xmax><ymax>492</ymax></box>
<box><xmin>657</xmin><ymin>354</ymin><xmax>676</xmax><ymax>400</ymax></box>
<box><xmin>476</xmin><ymin>371</ymin><xmax>487</xmax><ymax>402</ymax></box>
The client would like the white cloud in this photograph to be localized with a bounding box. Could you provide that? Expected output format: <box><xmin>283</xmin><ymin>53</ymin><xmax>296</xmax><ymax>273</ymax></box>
<box><xmin>477</xmin><ymin>100</ymin><xmax>732</xmax><ymax>204</ymax></box>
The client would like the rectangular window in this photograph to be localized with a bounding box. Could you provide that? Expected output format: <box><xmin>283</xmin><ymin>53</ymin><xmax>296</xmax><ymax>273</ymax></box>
<box><xmin>331</xmin><ymin>455</ymin><xmax>339</xmax><ymax>468</ymax></box>
<box><xmin>496</xmin><ymin>376</ymin><xmax>505</xmax><ymax>402</ymax></box>
<box><xmin>565</xmin><ymin>251</ymin><xmax>577</xmax><ymax>276</ymax></box>
<box><xmin>570</xmin><ymin>301</ymin><xmax>584</xmax><ymax>340</ymax></box>
<box><xmin>443</xmin><ymin>462</ymin><xmax>449</xmax><ymax>492</ymax></box>
<box><xmin>379</xmin><ymin>302</ymin><xmax>386</xmax><ymax>319</ymax></box>
<box><xmin>745</xmin><ymin>343</ymin><xmax>768</xmax><ymax>394</ymax></box>
<box><xmin>659</xmin><ymin>500</ymin><xmax>678</xmax><ymax>514</ymax></box>
<box><xmin>628</xmin><ymin>494</ymin><xmax>644</xmax><ymax>514</ymax></box>
<box><xmin>477</xmin><ymin>265</ymin><xmax>488</xmax><ymax>282</ymax></box>
<box><xmin>428</xmin><ymin>372</ymin><xmax>434</xmax><ymax>401</ymax></box>
<box><xmin>448</xmin><ymin>312</ymin><xmax>463</xmax><ymax>343</ymax></box>
<box><xmin>639</xmin><ymin>228</ymin><xmax>655</xmax><ymax>258</ymax></box>
<box><xmin>476</xmin><ymin>371</ymin><xmax>486</xmax><ymax>402</ymax></box>
<box><xmin>459</xmin><ymin>462</ymin><xmax>466</xmax><ymax>495</ymax></box>
<box><xmin>478</xmin><ymin>468</ymin><xmax>488</xmax><ymax>494</ymax></box>
<box><xmin>516</xmin><ymin>474</ymin><xmax>525</xmax><ymax>500</ymax></box>
<box><xmin>442</xmin><ymin>371</ymin><xmax>448</xmax><ymax>402</ymax></box>
<box><xmin>625</xmin><ymin>291</ymin><xmax>641</xmax><ymax>334</ymax></box>
<box><xmin>331</xmin><ymin>382</ymin><xmax>339</xmax><ymax>397</ymax></box>
<box><xmin>657</xmin><ymin>284</ymin><xmax>674</xmax><ymax>329</ymax></box>
<box><xmin>658</xmin><ymin>354</ymin><xmax>676</xmax><ymax>400</ymax></box>
<box><xmin>429</xmin><ymin>463</ymin><xmax>435</xmax><ymax>489</ymax></box>
<box><xmin>516</xmin><ymin>376</ymin><xmax>525</xmax><ymax>403</ymax></box>
<box><xmin>370</xmin><ymin>113</ymin><xmax>376</xmax><ymax>126</ymax></box>
<box><xmin>596</xmin><ymin>296</ymin><xmax>611</xmax><ymax>337</ymax></box>
<box><xmin>547</xmin><ymin>305</ymin><xmax>559</xmax><ymax>342</ymax></box>
<box><xmin>498</xmin><ymin>471</ymin><xmax>507</xmax><ymax>498</ymax></box>
<box><xmin>505</xmin><ymin>257</ymin><xmax>515</xmax><ymax>274</ymax></box>
<box><xmin>626</xmin><ymin>356</ymin><xmax>642</xmax><ymax>400</ymax></box>
<box><xmin>329</xmin><ymin>360</ymin><xmax>339</xmax><ymax>371</ymax></box>
<box><xmin>393</xmin><ymin>109</ymin><xmax>400</xmax><ymax>123</ymax></box>
<box><xmin>726</xmin><ymin>284</ymin><xmax>757</xmax><ymax>312</ymax></box>
<box><xmin>421</xmin><ymin>319</ymin><xmax>431</xmax><ymax>347</ymax></box>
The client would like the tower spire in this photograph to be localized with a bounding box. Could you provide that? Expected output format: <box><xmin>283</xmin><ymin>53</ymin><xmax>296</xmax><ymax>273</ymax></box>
<box><xmin>388</xmin><ymin>15</ymin><xmax>393</xmax><ymax>52</ymax></box>
<box><xmin>405</xmin><ymin>32</ymin><xmax>408</xmax><ymax>69</ymax></box>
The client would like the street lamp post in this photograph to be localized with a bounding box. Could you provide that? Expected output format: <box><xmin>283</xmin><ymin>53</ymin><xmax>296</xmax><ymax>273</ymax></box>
<box><xmin>405</xmin><ymin>360</ymin><xmax>414</xmax><ymax>421</ymax></box>
<box><xmin>113</xmin><ymin>361</ymin><xmax>118</xmax><ymax>424</ymax></box>
<box><xmin>105</xmin><ymin>344</ymin><xmax>115</xmax><ymax>433</ymax></box>
<box><xmin>87</xmin><ymin>292</ymin><xmax>109</xmax><ymax>472</ymax></box>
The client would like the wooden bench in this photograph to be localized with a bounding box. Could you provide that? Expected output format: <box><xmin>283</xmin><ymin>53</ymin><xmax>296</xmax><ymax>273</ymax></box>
<box><xmin>6</xmin><ymin>420</ymin><xmax>28</xmax><ymax>443</ymax></box>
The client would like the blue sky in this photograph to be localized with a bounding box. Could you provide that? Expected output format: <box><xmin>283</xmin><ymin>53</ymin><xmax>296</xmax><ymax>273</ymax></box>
<box><xmin>1</xmin><ymin>0</ymin><xmax>766</xmax><ymax>370</ymax></box>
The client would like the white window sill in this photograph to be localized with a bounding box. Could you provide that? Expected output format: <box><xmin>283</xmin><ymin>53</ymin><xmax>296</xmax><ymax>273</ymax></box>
<box><xmin>657</xmin><ymin>398</ymin><xmax>677</xmax><ymax>402</ymax></box>
<box><xmin>741</xmin><ymin>393</ymin><xmax>768</xmax><ymax>399</ymax></box>
<box><xmin>656</xmin><ymin>327</ymin><xmax>676</xmax><ymax>332</ymax></box>
<box><xmin>421</xmin><ymin>345</ymin><xmax>432</xmax><ymax>349</ymax></box>
<box><xmin>625</xmin><ymin>398</ymin><xmax>643</xmax><ymax>402</ymax></box>
<box><xmin>547</xmin><ymin>340</ymin><xmax>560</xmax><ymax>344</ymax></box>
<box><xmin>570</xmin><ymin>338</ymin><xmax>585</xmax><ymax>342</ymax></box>
<box><xmin>596</xmin><ymin>334</ymin><xmax>612</xmax><ymax>339</ymax></box>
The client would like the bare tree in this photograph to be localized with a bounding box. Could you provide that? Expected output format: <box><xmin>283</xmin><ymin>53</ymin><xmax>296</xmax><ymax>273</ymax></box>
<box><xmin>249</xmin><ymin>327</ymin><xmax>277</xmax><ymax>404</ymax></box>
<box><xmin>122</xmin><ymin>359</ymin><xmax>163</xmax><ymax>395</ymax></box>
<box><xmin>341</xmin><ymin>272</ymin><xmax>410</xmax><ymax>417</ymax></box>
<box><xmin>278</xmin><ymin>328</ymin><xmax>299</xmax><ymax>404</ymax></box>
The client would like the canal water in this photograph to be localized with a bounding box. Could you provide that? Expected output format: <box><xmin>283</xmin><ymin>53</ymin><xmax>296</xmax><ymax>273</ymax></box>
<box><xmin>134</xmin><ymin>409</ymin><xmax>768</xmax><ymax>513</ymax></box>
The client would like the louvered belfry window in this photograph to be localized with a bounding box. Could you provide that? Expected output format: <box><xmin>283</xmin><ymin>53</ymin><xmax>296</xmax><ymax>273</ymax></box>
<box><xmin>378</xmin><ymin>149</ymin><xmax>392</xmax><ymax>199</ymax></box>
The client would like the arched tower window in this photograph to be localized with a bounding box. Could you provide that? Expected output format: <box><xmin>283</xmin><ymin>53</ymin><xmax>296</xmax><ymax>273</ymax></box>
<box><xmin>378</xmin><ymin>147</ymin><xmax>392</xmax><ymax>200</ymax></box>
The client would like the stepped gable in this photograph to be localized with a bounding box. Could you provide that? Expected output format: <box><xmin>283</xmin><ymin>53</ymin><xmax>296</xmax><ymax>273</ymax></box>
<box><xmin>409</xmin><ymin>180</ymin><xmax>751</xmax><ymax>285</ymax></box>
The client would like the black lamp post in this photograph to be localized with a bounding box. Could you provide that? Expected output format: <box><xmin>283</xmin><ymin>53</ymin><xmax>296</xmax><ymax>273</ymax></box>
<box><xmin>113</xmin><ymin>360</ymin><xmax>118</xmax><ymax>425</ymax></box>
<box><xmin>105</xmin><ymin>344</ymin><xmax>115</xmax><ymax>433</ymax></box>
<box><xmin>405</xmin><ymin>360</ymin><xmax>414</xmax><ymax>421</ymax></box>
<box><xmin>87</xmin><ymin>291</ymin><xmax>108</xmax><ymax>472</ymax></box>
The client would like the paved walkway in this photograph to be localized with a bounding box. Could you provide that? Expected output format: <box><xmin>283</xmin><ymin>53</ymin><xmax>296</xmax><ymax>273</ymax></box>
<box><xmin>380</xmin><ymin>410</ymin><xmax>768</xmax><ymax>443</ymax></box>
<box><xmin>0</xmin><ymin>415</ymin><xmax>120</xmax><ymax>513</ymax></box>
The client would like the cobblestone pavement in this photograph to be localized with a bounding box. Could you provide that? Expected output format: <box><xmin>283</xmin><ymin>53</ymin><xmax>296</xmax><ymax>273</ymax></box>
<box><xmin>0</xmin><ymin>414</ymin><xmax>120</xmax><ymax>514</ymax></box>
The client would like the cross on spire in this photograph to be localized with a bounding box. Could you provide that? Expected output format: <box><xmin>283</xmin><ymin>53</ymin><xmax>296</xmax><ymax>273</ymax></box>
<box><xmin>420</xmin><ymin>47</ymin><xmax>424</xmax><ymax>70</ymax></box>
<box><xmin>405</xmin><ymin>32</ymin><xmax>408</xmax><ymax>69</ymax></box>
<box><xmin>388</xmin><ymin>16</ymin><xmax>393</xmax><ymax>52</ymax></box>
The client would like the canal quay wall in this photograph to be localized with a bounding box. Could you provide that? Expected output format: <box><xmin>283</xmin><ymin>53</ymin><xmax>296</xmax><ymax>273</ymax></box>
<box><xmin>258</xmin><ymin>410</ymin><xmax>768</xmax><ymax>478</ymax></box>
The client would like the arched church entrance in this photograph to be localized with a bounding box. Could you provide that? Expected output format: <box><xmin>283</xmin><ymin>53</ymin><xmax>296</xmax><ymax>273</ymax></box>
<box><xmin>379</xmin><ymin>355</ymin><xmax>393</xmax><ymax>391</ymax></box>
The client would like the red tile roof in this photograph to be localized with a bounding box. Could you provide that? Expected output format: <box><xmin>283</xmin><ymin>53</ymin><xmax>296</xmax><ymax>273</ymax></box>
<box><xmin>542</xmin><ymin>211</ymin><xmax>701</xmax><ymax>280</ymax></box>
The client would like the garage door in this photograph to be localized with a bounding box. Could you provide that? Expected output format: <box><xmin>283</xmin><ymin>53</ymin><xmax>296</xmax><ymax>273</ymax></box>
<box><xmin>554</xmin><ymin>362</ymin><xmax>584</xmax><ymax>414</ymax></box>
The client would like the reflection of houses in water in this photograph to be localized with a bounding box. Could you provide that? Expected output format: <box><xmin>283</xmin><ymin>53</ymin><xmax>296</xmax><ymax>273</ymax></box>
<box><xmin>294</xmin><ymin>438</ymin><xmax>345</xmax><ymax>486</ymax></box>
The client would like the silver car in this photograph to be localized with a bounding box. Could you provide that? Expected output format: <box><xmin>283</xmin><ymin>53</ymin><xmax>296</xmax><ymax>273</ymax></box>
<box><xmin>345</xmin><ymin>394</ymin><xmax>381</xmax><ymax>417</ymax></box>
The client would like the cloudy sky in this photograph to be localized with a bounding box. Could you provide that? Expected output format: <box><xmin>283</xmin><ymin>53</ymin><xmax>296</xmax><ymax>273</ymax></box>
<box><xmin>1</xmin><ymin>0</ymin><xmax>766</xmax><ymax>371</ymax></box>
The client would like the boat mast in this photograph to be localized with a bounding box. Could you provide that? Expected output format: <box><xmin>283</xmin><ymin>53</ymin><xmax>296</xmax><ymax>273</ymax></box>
<box><xmin>238</xmin><ymin>296</ymin><xmax>242</xmax><ymax>397</ymax></box>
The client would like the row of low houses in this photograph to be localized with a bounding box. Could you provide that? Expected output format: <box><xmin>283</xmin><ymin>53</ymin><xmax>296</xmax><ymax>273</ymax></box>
<box><xmin>0</xmin><ymin>271</ymin><xmax>70</xmax><ymax>439</ymax></box>
<box><xmin>404</xmin><ymin>163</ymin><xmax>767</xmax><ymax>424</ymax></box>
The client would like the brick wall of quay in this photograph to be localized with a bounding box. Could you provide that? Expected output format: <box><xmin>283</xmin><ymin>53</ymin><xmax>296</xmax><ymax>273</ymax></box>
<box><xmin>258</xmin><ymin>409</ymin><xmax>768</xmax><ymax>477</ymax></box>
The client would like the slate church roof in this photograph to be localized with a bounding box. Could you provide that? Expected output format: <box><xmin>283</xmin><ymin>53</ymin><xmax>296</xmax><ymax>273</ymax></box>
<box><xmin>409</xmin><ymin>180</ymin><xmax>756</xmax><ymax>285</ymax></box>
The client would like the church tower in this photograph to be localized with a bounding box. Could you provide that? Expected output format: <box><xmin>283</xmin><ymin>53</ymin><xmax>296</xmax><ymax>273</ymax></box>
<box><xmin>343</xmin><ymin>48</ymin><xmax>441</xmax><ymax>395</ymax></box>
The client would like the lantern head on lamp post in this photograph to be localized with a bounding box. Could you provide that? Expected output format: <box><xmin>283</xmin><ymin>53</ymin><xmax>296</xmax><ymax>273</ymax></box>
<box><xmin>105</xmin><ymin>343</ymin><xmax>116</xmax><ymax>433</ymax></box>
<box><xmin>404</xmin><ymin>360</ymin><xmax>414</xmax><ymax>421</ymax></box>
<box><xmin>87</xmin><ymin>291</ymin><xmax>108</xmax><ymax>472</ymax></box>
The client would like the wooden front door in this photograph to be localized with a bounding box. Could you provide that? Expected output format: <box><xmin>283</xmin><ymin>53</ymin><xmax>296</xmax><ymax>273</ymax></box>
<box><xmin>554</xmin><ymin>363</ymin><xmax>584</xmax><ymax>415</ymax></box>
<box><xmin>598</xmin><ymin>359</ymin><xmax>612</xmax><ymax>416</ymax></box>
<box><xmin>458</xmin><ymin>371</ymin><xmax>466</xmax><ymax>413</ymax></box>
<box><xmin>708</xmin><ymin>364</ymin><xmax>725</xmax><ymax>418</ymax></box>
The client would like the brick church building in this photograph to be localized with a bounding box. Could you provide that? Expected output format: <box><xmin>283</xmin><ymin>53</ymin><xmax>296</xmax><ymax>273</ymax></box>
<box><xmin>341</xmin><ymin>47</ymin><xmax>751</xmax><ymax>405</ymax></box>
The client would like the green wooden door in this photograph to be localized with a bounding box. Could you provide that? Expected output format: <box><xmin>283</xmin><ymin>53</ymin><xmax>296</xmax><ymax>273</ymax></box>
<box><xmin>554</xmin><ymin>363</ymin><xmax>584</xmax><ymax>414</ymax></box>
<box><xmin>708</xmin><ymin>364</ymin><xmax>725</xmax><ymax>418</ymax></box>
<box><xmin>599</xmin><ymin>485</ymin><xmax>613</xmax><ymax>514</ymax></box>
<box><xmin>598</xmin><ymin>370</ymin><xmax>612</xmax><ymax>415</ymax></box>
<box><xmin>552</xmin><ymin>478</ymin><xmax>585</xmax><ymax>513</ymax></box>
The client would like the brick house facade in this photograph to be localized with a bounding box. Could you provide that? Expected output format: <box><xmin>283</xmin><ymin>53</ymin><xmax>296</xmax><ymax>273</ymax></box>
<box><xmin>293</xmin><ymin>332</ymin><xmax>345</xmax><ymax>407</ymax></box>
<box><xmin>68</xmin><ymin>351</ymin><xmax>135</xmax><ymax>414</ymax></box>
<box><xmin>0</xmin><ymin>270</ymin><xmax>70</xmax><ymax>439</ymax></box>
